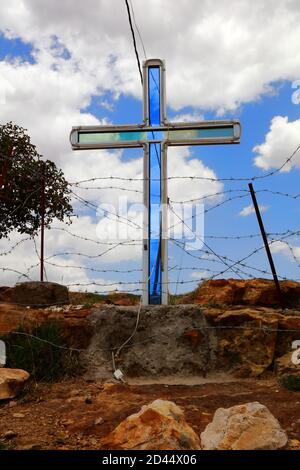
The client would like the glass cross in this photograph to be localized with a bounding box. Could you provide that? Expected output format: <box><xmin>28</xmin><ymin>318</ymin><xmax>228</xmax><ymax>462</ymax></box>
<box><xmin>70</xmin><ymin>59</ymin><xmax>241</xmax><ymax>305</ymax></box>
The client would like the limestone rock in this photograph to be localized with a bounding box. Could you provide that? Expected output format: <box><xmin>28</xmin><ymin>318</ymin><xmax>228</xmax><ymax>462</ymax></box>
<box><xmin>276</xmin><ymin>351</ymin><xmax>300</xmax><ymax>390</ymax></box>
<box><xmin>9</xmin><ymin>281</ymin><xmax>69</xmax><ymax>307</ymax></box>
<box><xmin>204</xmin><ymin>307</ymin><xmax>278</xmax><ymax>377</ymax></box>
<box><xmin>95</xmin><ymin>417</ymin><xmax>104</xmax><ymax>425</ymax></box>
<box><xmin>0</xmin><ymin>301</ymin><xmax>92</xmax><ymax>350</ymax></box>
<box><xmin>181</xmin><ymin>278</ymin><xmax>300</xmax><ymax>308</ymax></box>
<box><xmin>101</xmin><ymin>399</ymin><xmax>201</xmax><ymax>450</ymax></box>
<box><xmin>0</xmin><ymin>368</ymin><xmax>30</xmax><ymax>400</ymax></box>
<box><xmin>3</xmin><ymin>430</ymin><xmax>18</xmax><ymax>440</ymax></box>
<box><xmin>201</xmin><ymin>402</ymin><xmax>287</xmax><ymax>450</ymax></box>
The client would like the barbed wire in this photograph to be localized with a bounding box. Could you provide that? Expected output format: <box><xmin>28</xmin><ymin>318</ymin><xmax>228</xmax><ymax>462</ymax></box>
<box><xmin>2</xmin><ymin>226</ymin><xmax>300</xmax><ymax>291</ymax></box>
<box><xmin>2</xmin><ymin>145</ymin><xmax>300</xmax><ymax>296</ymax></box>
<box><xmin>71</xmin><ymin>190</ymin><xmax>143</xmax><ymax>231</ymax></box>
<box><xmin>71</xmin><ymin>184</ymin><xmax>143</xmax><ymax>194</ymax></box>
<box><xmin>44</xmin><ymin>260</ymin><xmax>142</xmax><ymax>274</ymax></box>
<box><xmin>4</xmin><ymin>231</ymin><xmax>299</xmax><ymax>289</ymax></box>
<box><xmin>69</xmin><ymin>143</ymin><xmax>300</xmax><ymax>185</ymax></box>
<box><xmin>0</xmin><ymin>236</ymin><xmax>32</xmax><ymax>257</ymax></box>
<box><xmin>50</xmin><ymin>226</ymin><xmax>141</xmax><ymax>246</ymax></box>
<box><xmin>0</xmin><ymin>267</ymin><xmax>31</xmax><ymax>279</ymax></box>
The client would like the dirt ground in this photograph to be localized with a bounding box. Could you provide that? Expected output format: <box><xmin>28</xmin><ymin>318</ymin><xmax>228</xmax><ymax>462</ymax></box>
<box><xmin>0</xmin><ymin>375</ymin><xmax>300</xmax><ymax>450</ymax></box>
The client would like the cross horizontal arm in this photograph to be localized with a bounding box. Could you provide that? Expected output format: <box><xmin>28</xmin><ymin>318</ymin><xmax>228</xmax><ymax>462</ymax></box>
<box><xmin>70</xmin><ymin>120</ymin><xmax>241</xmax><ymax>150</ymax></box>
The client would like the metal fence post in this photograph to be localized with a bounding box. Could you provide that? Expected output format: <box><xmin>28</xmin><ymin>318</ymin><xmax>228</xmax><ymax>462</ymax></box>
<box><xmin>248</xmin><ymin>182</ymin><xmax>285</xmax><ymax>310</ymax></box>
<box><xmin>40</xmin><ymin>162</ymin><xmax>45</xmax><ymax>282</ymax></box>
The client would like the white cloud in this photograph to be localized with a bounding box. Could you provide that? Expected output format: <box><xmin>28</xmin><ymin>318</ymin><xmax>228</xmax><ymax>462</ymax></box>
<box><xmin>270</xmin><ymin>240</ymin><xmax>300</xmax><ymax>260</ymax></box>
<box><xmin>1</xmin><ymin>0</ymin><xmax>300</xmax><ymax>112</ymax></box>
<box><xmin>171</xmin><ymin>112</ymin><xmax>204</xmax><ymax>123</ymax></box>
<box><xmin>254</xmin><ymin>116</ymin><xmax>300</xmax><ymax>172</ymax></box>
<box><xmin>0</xmin><ymin>216</ymin><xmax>142</xmax><ymax>290</ymax></box>
<box><xmin>190</xmin><ymin>270</ymin><xmax>210</xmax><ymax>280</ymax></box>
<box><xmin>239</xmin><ymin>204</ymin><xmax>268</xmax><ymax>217</ymax></box>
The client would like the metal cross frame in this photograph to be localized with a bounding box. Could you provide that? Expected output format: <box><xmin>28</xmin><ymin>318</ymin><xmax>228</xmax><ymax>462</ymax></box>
<box><xmin>70</xmin><ymin>59</ymin><xmax>241</xmax><ymax>305</ymax></box>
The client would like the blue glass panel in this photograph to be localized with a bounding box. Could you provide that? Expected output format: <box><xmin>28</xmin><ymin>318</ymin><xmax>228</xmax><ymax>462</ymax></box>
<box><xmin>148</xmin><ymin>67</ymin><xmax>160</xmax><ymax>126</ymax></box>
<box><xmin>148</xmin><ymin>66</ymin><xmax>162</xmax><ymax>304</ymax></box>
<box><xmin>149</xmin><ymin>143</ymin><xmax>161</xmax><ymax>304</ymax></box>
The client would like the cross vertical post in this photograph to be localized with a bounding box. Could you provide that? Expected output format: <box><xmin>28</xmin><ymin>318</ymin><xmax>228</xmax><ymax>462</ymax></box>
<box><xmin>142</xmin><ymin>59</ymin><xmax>168</xmax><ymax>305</ymax></box>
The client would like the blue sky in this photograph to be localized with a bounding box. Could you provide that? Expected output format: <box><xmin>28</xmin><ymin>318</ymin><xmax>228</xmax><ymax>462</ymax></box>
<box><xmin>0</xmin><ymin>0</ymin><xmax>300</xmax><ymax>294</ymax></box>
<box><xmin>0</xmin><ymin>33</ymin><xmax>35</xmax><ymax>63</ymax></box>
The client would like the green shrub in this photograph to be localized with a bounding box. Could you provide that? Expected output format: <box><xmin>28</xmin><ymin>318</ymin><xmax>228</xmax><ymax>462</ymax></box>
<box><xmin>0</xmin><ymin>441</ymin><xmax>9</xmax><ymax>451</ymax></box>
<box><xmin>1</xmin><ymin>320</ymin><xmax>83</xmax><ymax>382</ymax></box>
<box><xmin>280</xmin><ymin>374</ymin><xmax>300</xmax><ymax>391</ymax></box>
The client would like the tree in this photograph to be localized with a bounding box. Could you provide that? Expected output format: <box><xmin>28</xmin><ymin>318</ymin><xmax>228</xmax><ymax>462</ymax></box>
<box><xmin>0</xmin><ymin>122</ymin><xmax>73</xmax><ymax>238</ymax></box>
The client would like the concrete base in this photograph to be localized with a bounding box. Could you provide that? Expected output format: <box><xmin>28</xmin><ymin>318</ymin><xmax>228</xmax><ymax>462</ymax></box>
<box><xmin>83</xmin><ymin>305</ymin><xmax>218</xmax><ymax>380</ymax></box>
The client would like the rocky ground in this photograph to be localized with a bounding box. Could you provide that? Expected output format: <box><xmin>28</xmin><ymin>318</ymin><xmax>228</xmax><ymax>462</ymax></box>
<box><xmin>0</xmin><ymin>376</ymin><xmax>300</xmax><ymax>450</ymax></box>
<box><xmin>0</xmin><ymin>279</ymin><xmax>300</xmax><ymax>450</ymax></box>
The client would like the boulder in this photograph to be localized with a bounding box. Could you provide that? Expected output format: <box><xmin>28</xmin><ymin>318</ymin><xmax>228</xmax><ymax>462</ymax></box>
<box><xmin>180</xmin><ymin>278</ymin><xmax>300</xmax><ymax>308</ymax></box>
<box><xmin>276</xmin><ymin>351</ymin><xmax>300</xmax><ymax>390</ymax></box>
<box><xmin>0</xmin><ymin>368</ymin><xmax>30</xmax><ymax>400</ymax></box>
<box><xmin>9</xmin><ymin>282</ymin><xmax>70</xmax><ymax>307</ymax></box>
<box><xmin>0</xmin><ymin>302</ymin><xmax>92</xmax><ymax>350</ymax></box>
<box><xmin>101</xmin><ymin>399</ymin><xmax>201</xmax><ymax>450</ymax></box>
<box><xmin>201</xmin><ymin>402</ymin><xmax>287</xmax><ymax>450</ymax></box>
<box><xmin>204</xmin><ymin>307</ymin><xmax>278</xmax><ymax>376</ymax></box>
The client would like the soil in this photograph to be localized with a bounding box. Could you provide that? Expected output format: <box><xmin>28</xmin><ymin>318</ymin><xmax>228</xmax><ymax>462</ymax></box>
<box><xmin>0</xmin><ymin>375</ymin><xmax>299</xmax><ymax>450</ymax></box>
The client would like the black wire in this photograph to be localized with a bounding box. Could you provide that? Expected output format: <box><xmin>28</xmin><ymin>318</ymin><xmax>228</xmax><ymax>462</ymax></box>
<box><xmin>129</xmin><ymin>0</ymin><xmax>147</xmax><ymax>59</ymax></box>
<box><xmin>124</xmin><ymin>0</ymin><xmax>143</xmax><ymax>86</ymax></box>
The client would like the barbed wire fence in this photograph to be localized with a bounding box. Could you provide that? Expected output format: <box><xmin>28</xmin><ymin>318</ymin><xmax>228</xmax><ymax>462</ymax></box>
<box><xmin>1</xmin><ymin>145</ymin><xmax>300</xmax><ymax>299</ymax></box>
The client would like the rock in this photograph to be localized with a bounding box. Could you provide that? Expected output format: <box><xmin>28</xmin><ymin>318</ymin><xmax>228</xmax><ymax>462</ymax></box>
<box><xmin>101</xmin><ymin>382</ymin><xmax>116</xmax><ymax>392</ymax></box>
<box><xmin>0</xmin><ymin>302</ymin><xmax>92</xmax><ymax>350</ymax></box>
<box><xmin>8</xmin><ymin>400</ymin><xmax>18</xmax><ymax>408</ymax></box>
<box><xmin>69</xmin><ymin>389</ymin><xmax>81</xmax><ymax>397</ymax></box>
<box><xmin>9</xmin><ymin>281</ymin><xmax>70</xmax><ymax>307</ymax></box>
<box><xmin>0</xmin><ymin>287</ymin><xmax>13</xmax><ymax>303</ymax></box>
<box><xmin>288</xmin><ymin>438</ymin><xmax>300</xmax><ymax>449</ymax></box>
<box><xmin>204</xmin><ymin>307</ymin><xmax>278</xmax><ymax>376</ymax></box>
<box><xmin>201</xmin><ymin>402</ymin><xmax>287</xmax><ymax>450</ymax></box>
<box><xmin>3</xmin><ymin>430</ymin><xmax>18</xmax><ymax>440</ymax></box>
<box><xmin>276</xmin><ymin>351</ymin><xmax>300</xmax><ymax>390</ymax></box>
<box><xmin>0</xmin><ymin>368</ymin><xmax>30</xmax><ymax>400</ymax></box>
<box><xmin>95</xmin><ymin>417</ymin><xmax>104</xmax><ymax>425</ymax></box>
<box><xmin>101</xmin><ymin>399</ymin><xmax>201</xmax><ymax>450</ymax></box>
<box><xmin>61</xmin><ymin>418</ymin><xmax>74</xmax><ymax>426</ymax></box>
<box><xmin>17</xmin><ymin>443</ymin><xmax>42</xmax><ymax>450</ymax></box>
<box><xmin>12</xmin><ymin>412</ymin><xmax>26</xmax><ymax>418</ymax></box>
<box><xmin>180</xmin><ymin>279</ymin><xmax>300</xmax><ymax>308</ymax></box>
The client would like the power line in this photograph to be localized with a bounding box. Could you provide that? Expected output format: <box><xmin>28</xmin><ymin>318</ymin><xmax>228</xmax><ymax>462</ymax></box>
<box><xmin>124</xmin><ymin>0</ymin><xmax>143</xmax><ymax>86</ymax></box>
<box><xmin>128</xmin><ymin>0</ymin><xmax>147</xmax><ymax>59</ymax></box>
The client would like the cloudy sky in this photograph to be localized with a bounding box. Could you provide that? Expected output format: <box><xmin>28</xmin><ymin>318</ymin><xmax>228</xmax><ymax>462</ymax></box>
<box><xmin>0</xmin><ymin>0</ymin><xmax>300</xmax><ymax>294</ymax></box>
